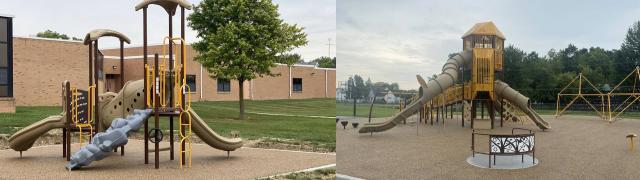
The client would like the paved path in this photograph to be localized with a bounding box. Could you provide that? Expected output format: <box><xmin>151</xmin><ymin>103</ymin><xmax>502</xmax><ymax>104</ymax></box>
<box><xmin>0</xmin><ymin>139</ymin><xmax>335</xmax><ymax>179</ymax></box>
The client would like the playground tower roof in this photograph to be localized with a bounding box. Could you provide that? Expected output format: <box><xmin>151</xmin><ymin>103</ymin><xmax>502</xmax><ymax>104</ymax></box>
<box><xmin>135</xmin><ymin>0</ymin><xmax>193</xmax><ymax>15</ymax></box>
<box><xmin>461</xmin><ymin>21</ymin><xmax>505</xmax><ymax>39</ymax></box>
<box><xmin>83</xmin><ymin>29</ymin><xmax>131</xmax><ymax>45</ymax></box>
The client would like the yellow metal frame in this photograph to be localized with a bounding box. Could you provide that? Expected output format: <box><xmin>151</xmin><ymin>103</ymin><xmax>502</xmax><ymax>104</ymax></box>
<box><xmin>606</xmin><ymin>67</ymin><xmax>640</xmax><ymax>122</ymax></box>
<box><xmin>145</xmin><ymin>64</ymin><xmax>155</xmax><ymax>107</ymax></box>
<box><xmin>555</xmin><ymin>73</ymin><xmax>606</xmax><ymax>118</ymax></box>
<box><xmin>70</xmin><ymin>85</ymin><xmax>95</xmax><ymax>147</ymax></box>
<box><xmin>161</xmin><ymin>36</ymin><xmax>192</xmax><ymax>169</ymax></box>
<box><xmin>161</xmin><ymin>37</ymin><xmax>189</xmax><ymax>109</ymax></box>
<box><xmin>178</xmin><ymin>85</ymin><xmax>193</xmax><ymax>169</ymax></box>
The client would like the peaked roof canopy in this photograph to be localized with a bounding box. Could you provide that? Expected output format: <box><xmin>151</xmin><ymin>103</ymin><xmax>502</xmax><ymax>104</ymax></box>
<box><xmin>83</xmin><ymin>29</ymin><xmax>131</xmax><ymax>45</ymax></box>
<box><xmin>135</xmin><ymin>0</ymin><xmax>193</xmax><ymax>15</ymax></box>
<box><xmin>461</xmin><ymin>21</ymin><xmax>505</xmax><ymax>39</ymax></box>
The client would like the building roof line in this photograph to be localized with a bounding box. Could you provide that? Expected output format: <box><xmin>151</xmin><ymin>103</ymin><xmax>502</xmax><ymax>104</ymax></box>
<box><xmin>103</xmin><ymin>55</ymin><xmax>175</xmax><ymax>60</ymax></box>
<box><xmin>14</xmin><ymin>36</ymin><xmax>84</xmax><ymax>43</ymax></box>
<box><xmin>100</xmin><ymin>41</ymin><xmax>194</xmax><ymax>50</ymax></box>
<box><xmin>104</xmin><ymin>55</ymin><xmax>336</xmax><ymax>70</ymax></box>
<box><xmin>0</xmin><ymin>14</ymin><xmax>15</xmax><ymax>18</ymax></box>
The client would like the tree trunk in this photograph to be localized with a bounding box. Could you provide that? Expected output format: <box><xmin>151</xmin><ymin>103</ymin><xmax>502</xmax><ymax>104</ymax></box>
<box><xmin>238</xmin><ymin>79</ymin><xmax>245</xmax><ymax>120</ymax></box>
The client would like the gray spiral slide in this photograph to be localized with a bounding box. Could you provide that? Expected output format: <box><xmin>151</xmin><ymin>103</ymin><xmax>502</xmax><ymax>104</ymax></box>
<box><xmin>359</xmin><ymin>51</ymin><xmax>473</xmax><ymax>133</ymax></box>
<box><xmin>66</xmin><ymin>109</ymin><xmax>152</xmax><ymax>170</ymax></box>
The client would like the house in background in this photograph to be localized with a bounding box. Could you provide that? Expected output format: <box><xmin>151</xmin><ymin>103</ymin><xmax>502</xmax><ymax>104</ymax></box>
<box><xmin>383</xmin><ymin>91</ymin><xmax>398</xmax><ymax>104</ymax></box>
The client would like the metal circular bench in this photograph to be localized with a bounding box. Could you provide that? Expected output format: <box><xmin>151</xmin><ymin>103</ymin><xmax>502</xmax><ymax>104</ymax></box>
<box><xmin>471</xmin><ymin>128</ymin><xmax>536</xmax><ymax>168</ymax></box>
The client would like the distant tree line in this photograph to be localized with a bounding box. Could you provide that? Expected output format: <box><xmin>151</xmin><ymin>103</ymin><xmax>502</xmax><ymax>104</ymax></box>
<box><xmin>344</xmin><ymin>75</ymin><xmax>418</xmax><ymax>102</ymax></box>
<box><xmin>36</xmin><ymin>30</ymin><xmax>82</xmax><ymax>41</ymax></box>
<box><xmin>502</xmin><ymin>21</ymin><xmax>640</xmax><ymax>103</ymax></box>
<box><xmin>297</xmin><ymin>56</ymin><xmax>336</xmax><ymax>68</ymax></box>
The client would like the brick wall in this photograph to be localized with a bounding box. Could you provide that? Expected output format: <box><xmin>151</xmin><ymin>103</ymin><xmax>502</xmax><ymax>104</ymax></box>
<box><xmin>9</xmin><ymin>40</ymin><xmax>335</xmax><ymax>107</ymax></box>
<box><xmin>12</xmin><ymin>37</ymin><xmax>88</xmax><ymax>106</ymax></box>
<box><xmin>102</xmin><ymin>45</ymin><xmax>336</xmax><ymax>102</ymax></box>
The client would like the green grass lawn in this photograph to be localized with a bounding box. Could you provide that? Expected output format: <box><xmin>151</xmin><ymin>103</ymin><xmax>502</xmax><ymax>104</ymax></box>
<box><xmin>0</xmin><ymin>106</ymin><xmax>62</xmax><ymax>134</ymax></box>
<box><xmin>336</xmin><ymin>102</ymin><xmax>400</xmax><ymax>118</ymax></box>
<box><xmin>0</xmin><ymin>98</ymin><xmax>336</xmax><ymax>150</ymax></box>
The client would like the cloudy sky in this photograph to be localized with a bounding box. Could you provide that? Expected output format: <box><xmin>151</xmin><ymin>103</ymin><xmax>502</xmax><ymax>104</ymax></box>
<box><xmin>338</xmin><ymin>0</ymin><xmax>640</xmax><ymax>90</ymax></box>
<box><xmin>0</xmin><ymin>0</ymin><xmax>335</xmax><ymax>61</ymax></box>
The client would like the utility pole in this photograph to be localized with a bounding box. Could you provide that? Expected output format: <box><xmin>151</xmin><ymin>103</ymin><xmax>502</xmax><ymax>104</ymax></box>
<box><xmin>327</xmin><ymin>38</ymin><xmax>335</xmax><ymax>58</ymax></box>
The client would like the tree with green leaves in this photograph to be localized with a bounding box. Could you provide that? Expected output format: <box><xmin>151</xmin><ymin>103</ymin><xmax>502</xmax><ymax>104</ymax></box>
<box><xmin>310</xmin><ymin>56</ymin><xmax>336</xmax><ymax>68</ymax></box>
<box><xmin>189</xmin><ymin>0</ymin><xmax>308</xmax><ymax>119</ymax></box>
<box><xmin>36</xmin><ymin>30</ymin><xmax>81</xmax><ymax>41</ymax></box>
<box><xmin>617</xmin><ymin>21</ymin><xmax>640</xmax><ymax>81</ymax></box>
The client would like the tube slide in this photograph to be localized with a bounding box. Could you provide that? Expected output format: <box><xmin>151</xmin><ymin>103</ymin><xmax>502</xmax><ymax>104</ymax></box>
<box><xmin>359</xmin><ymin>51</ymin><xmax>472</xmax><ymax>133</ymax></box>
<box><xmin>188</xmin><ymin>109</ymin><xmax>243</xmax><ymax>151</ymax></box>
<box><xmin>494</xmin><ymin>80</ymin><xmax>550</xmax><ymax>130</ymax></box>
<box><xmin>8</xmin><ymin>115</ymin><xmax>65</xmax><ymax>151</ymax></box>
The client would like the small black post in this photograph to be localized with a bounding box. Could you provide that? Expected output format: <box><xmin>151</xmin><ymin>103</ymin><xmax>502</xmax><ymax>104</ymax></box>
<box><xmin>500</xmin><ymin>98</ymin><xmax>504</xmax><ymax>127</ymax></box>
<box><xmin>481</xmin><ymin>101</ymin><xmax>484</xmax><ymax>119</ymax></box>
<box><xmin>471</xmin><ymin>100</ymin><xmax>475</xmax><ymax>129</ymax></box>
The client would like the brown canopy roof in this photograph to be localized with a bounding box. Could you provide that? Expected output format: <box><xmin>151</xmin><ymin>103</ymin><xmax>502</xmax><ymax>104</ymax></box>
<box><xmin>461</xmin><ymin>21</ymin><xmax>505</xmax><ymax>39</ymax></box>
<box><xmin>135</xmin><ymin>0</ymin><xmax>193</xmax><ymax>15</ymax></box>
<box><xmin>83</xmin><ymin>29</ymin><xmax>131</xmax><ymax>45</ymax></box>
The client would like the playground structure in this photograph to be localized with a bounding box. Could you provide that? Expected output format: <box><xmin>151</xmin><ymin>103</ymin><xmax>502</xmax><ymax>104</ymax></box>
<box><xmin>359</xmin><ymin>22</ymin><xmax>550</xmax><ymax>134</ymax></box>
<box><xmin>8</xmin><ymin>0</ymin><xmax>242</xmax><ymax>170</ymax></box>
<box><xmin>556</xmin><ymin>66</ymin><xmax>640</xmax><ymax>122</ymax></box>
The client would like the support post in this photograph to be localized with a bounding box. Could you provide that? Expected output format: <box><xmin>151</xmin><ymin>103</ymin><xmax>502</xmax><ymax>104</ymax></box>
<box><xmin>168</xmin><ymin>11</ymin><xmax>175</xmax><ymax>162</ymax></box>
<box><xmin>436</xmin><ymin>105</ymin><xmax>440</xmax><ymax>123</ymax></box>
<box><xmin>120</xmin><ymin>40</ymin><xmax>126</xmax><ymax>156</ymax></box>
<box><xmin>450</xmin><ymin>103</ymin><xmax>453</xmax><ymax>119</ymax></box>
<box><xmin>489</xmin><ymin>100</ymin><xmax>494</xmax><ymax>129</ymax></box>
<box><xmin>154</xmin><ymin>54</ymin><xmax>160</xmax><ymax>169</ymax></box>
<box><xmin>471</xmin><ymin>100</ymin><xmax>476</xmax><ymax>129</ymax></box>
<box><xmin>120</xmin><ymin>40</ymin><xmax>124</xmax><ymax>90</ymax></box>
<box><xmin>500</xmin><ymin>98</ymin><xmax>504</xmax><ymax>127</ymax></box>
<box><xmin>180</xmin><ymin>6</ymin><xmax>187</xmax><ymax>166</ymax></box>
<box><xmin>94</xmin><ymin>40</ymin><xmax>100</xmax><ymax>137</ymax></box>
<box><xmin>430</xmin><ymin>101</ymin><xmax>433</xmax><ymax>125</ymax></box>
<box><xmin>481</xmin><ymin>100</ymin><xmax>484</xmax><ymax>119</ymax></box>
<box><xmin>143</xmin><ymin>7</ymin><xmax>149</xmax><ymax>165</ymax></box>
<box><xmin>65</xmin><ymin>81</ymin><xmax>71</xmax><ymax>161</ymax></box>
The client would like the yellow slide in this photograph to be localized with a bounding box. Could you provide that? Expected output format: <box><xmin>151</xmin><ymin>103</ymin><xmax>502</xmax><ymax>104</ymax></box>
<box><xmin>8</xmin><ymin>115</ymin><xmax>65</xmax><ymax>151</ymax></box>
<box><xmin>188</xmin><ymin>109</ymin><xmax>243</xmax><ymax>151</ymax></box>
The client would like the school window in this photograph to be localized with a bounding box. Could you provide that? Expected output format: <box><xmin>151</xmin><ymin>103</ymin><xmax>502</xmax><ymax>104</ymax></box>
<box><xmin>292</xmin><ymin>78</ymin><xmax>302</xmax><ymax>92</ymax></box>
<box><xmin>217</xmin><ymin>79</ymin><xmax>231</xmax><ymax>92</ymax></box>
<box><xmin>0</xmin><ymin>17</ymin><xmax>11</xmax><ymax>97</ymax></box>
<box><xmin>186</xmin><ymin>75</ymin><xmax>196</xmax><ymax>92</ymax></box>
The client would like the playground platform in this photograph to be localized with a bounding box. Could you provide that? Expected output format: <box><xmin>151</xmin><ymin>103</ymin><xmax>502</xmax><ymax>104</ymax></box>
<box><xmin>0</xmin><ymin>139</ymin><xmax>335</xmax><ymax>179</ymax></box>
<box><xmin>337</xmin><ymin>115</ymin><xmax>640</xmax><ymax>179</ymax></box>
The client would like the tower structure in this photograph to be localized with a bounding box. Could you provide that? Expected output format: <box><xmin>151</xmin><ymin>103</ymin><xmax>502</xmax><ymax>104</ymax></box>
<box><xmin>461</xmin><ymin>21</ymin><xmax>505</xmax><ymax>128</ymax></box>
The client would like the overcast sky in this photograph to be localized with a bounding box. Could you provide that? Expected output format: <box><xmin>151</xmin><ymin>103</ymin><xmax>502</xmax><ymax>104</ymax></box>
<box><xmin>338</xmin><ymin>0</ymin><xmax>640</xmax><ymax>90</ymax></box>
<box><xmin>0</xmin><ymin>0</ymin><xmax>335</xmax><ymax>61</ymax></box>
